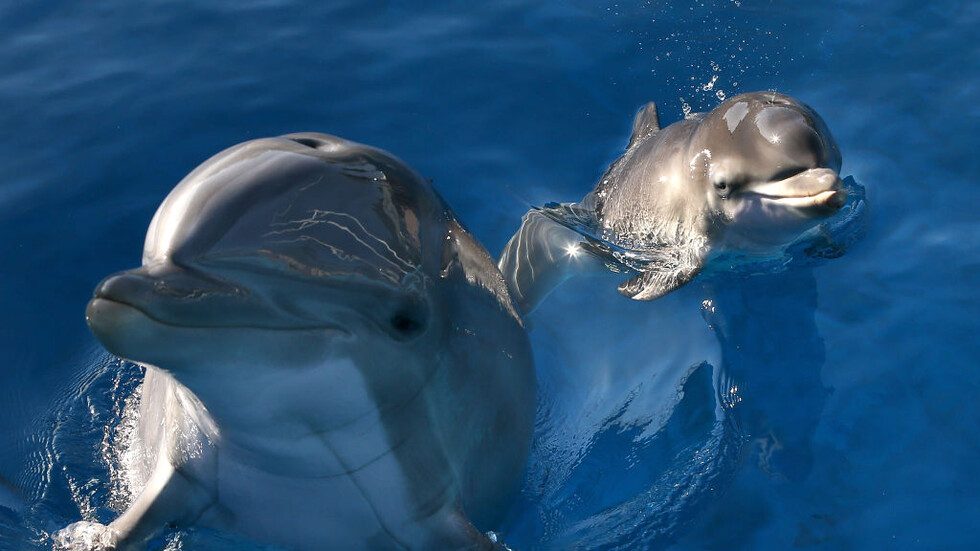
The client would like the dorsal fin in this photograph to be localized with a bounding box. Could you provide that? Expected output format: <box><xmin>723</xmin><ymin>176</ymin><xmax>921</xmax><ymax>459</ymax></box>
<box><xmin>441</xmin><ymin>219</ymin><xmax>522</xmax><ymax>323</ymax></box>
<box><xmin>628</xmin><ymin>102</ymin><xmax>661</xmax><ymax>148</ymax></box>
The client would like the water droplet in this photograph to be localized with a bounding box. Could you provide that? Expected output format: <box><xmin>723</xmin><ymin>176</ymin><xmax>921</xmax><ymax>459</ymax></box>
<box><xmin>702</xmin><ymin>74</ymin><xmax>719</xmax><ymax>91</ymax></box>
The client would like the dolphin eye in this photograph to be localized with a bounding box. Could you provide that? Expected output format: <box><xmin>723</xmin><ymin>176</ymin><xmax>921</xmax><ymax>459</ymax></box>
<box><xmin>389</xmin><ymin>308</ymin><xmax>427</xmax><ymax>340</ymax></box>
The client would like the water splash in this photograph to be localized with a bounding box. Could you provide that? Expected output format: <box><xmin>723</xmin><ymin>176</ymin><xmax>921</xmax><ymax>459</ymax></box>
<box><xmin>616</xmin><ymin>1</ymin><xmax>799</xmax><ymax>113</ymax></box>
<box><xmin>680</xmin><ymin>98</ymin><xmax>694</xmax><ymax>119</ymax></box>
<box><xmin>104</xmin><ymin>382</ymin><xmax>144</xmax><ymax>512</ymax></box>
<box><xmin>701</xmin><ymin>74</ymin><xmax>719</xmax><ymax>91</ymax></box>
<box><xmin>52</xmin><ymin>521</ymin><xmax>117</xmax><ymax>551</ymax></box>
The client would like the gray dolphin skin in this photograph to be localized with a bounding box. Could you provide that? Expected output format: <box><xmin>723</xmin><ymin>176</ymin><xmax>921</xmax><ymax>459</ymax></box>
<box><xmin>64</xmin><ymin>133</ymin><xmax>535</xmax><ymax>550</ymax></box>
<box><xmin>499</xmin><ymin>92</ymin><xmax>847</xmax><ymax>312</ymax></box>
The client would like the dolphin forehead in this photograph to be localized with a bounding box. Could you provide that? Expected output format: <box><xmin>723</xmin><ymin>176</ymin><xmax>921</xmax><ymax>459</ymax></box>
<box><xmin>702</xmin><ymin>92</ymin><xmax>842</xmax><ymax>178</ymax></box>
<box><xmin>144</xmin><ymin>134</ymin><xmax>445</xmax><ymax>287</ymax></box>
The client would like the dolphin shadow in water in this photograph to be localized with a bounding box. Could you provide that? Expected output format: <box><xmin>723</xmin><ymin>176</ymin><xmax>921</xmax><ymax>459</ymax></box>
<box><xmin>703</xmin><ymin>268</ymin><xmax>829</xmax><ymax>484</ymax></box>
<box><xmin>666</xmin><ymin>267</ymin><xmax>836</xmax><ymax>550</ymax></box>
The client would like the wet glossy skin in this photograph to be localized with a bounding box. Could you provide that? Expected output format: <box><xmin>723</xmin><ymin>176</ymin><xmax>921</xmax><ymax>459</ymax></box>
<box><xmin>499</xmin><ymin>92</ymin><xmax>846</xmax><ymax>310</ymax></box>
<box><xmin>79</xmin><ymin>133</ymin><xmax>534</xmax><ymax>550</ymax></box>
<box><xmin>593</xmin><ymin>92</ymin><xmax>844</xmax><ymax>253</ymax></box>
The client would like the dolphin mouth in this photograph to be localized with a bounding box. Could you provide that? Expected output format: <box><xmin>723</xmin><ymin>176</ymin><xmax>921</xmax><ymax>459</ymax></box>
<box><xmin>87</xmin><ymin>295</ymin><xmax>349</xmax><ymax>334</ymax></box>
<box><xmin>744</xmin><ymin>167</ymin><xmax>846</xmax><ymax>212</ymax></box>
<box><xmin>88</xmin><ymin>265</ymin><xmax>358</xmax><ymax>333</ymax></box>
<box><xmin>761</xmin><ymin>189</ymin><xmax>845</xmax><ymax>209</ymax></box>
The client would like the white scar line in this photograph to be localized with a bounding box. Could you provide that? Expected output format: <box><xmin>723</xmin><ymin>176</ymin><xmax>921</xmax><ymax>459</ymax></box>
<box><xmin>264</xmin><ymin>210</ymin><xmax>416</xmax><ymax>272</ymax></box>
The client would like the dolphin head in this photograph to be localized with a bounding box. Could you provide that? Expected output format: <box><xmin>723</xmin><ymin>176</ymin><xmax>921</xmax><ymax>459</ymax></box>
<box><xmin>694</xmin><ymin>92</ymin><xmax>845</xmax><ymax>249</ymax></box>
<box><xmin>86</xmin><ymin>134</ymin><xmax>455</xmax><ymax>423</ymax></box>
<box><xmin>85</xmin><ymin>134</ymin><xmax>535</xmax><ymax>538</ymax></box>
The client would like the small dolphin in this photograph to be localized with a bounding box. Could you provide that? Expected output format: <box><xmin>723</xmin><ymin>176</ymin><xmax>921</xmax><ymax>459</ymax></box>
<box><xmin>62</xmin><ymin>133</ymin><xmax>535</xmax><ymax>550</ymax></box>
<box><xmin>499</xmin><ymin>92</ymin><xmax>847</xmax><ymax>312</ymax></box>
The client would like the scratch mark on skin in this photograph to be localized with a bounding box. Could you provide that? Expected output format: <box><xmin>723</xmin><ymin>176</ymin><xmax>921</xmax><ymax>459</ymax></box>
<box><xmin>303</xmin><ymin>436</ymin><xmax>410</xmax><ymax>481</ymax></box>
<box><xmin>316</xmin><ymin>433</ymin><xmax>411</xmax><ymax>550</ymax></box>
<box><xmin>262</xmin><ymin>234</ymin><xmax>402</xmax><ymax>284</ymax></box>
<box><xmin>264</xmin><ymin>209</ymin><xmax>416</xmax><ymax>272</ymax></box>
<box><xmin>272</xmin><ymin>175</ymin><xmax>326</xmax><ymax>221</ymax></box>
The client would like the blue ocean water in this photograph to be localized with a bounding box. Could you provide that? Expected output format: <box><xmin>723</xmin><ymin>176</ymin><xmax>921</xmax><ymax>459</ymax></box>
<box><xmin>0</xmin><ymin>0</ymin><xmax>977</xmax><ymax>549</ymax></box>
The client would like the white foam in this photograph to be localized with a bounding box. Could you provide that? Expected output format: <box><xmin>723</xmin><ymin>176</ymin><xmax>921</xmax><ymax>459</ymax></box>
<box><xmin>52</xmin><ymin>520</ymin><xmax>118</xmax><ymax>551</ymax></box>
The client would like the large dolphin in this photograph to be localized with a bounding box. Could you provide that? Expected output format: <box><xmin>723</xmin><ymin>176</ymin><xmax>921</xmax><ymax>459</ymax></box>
<box><xmin>58</xmin><ymin>133</ymin><xmax>535</xmax><ymax>550</ymax></box>
<box><xmin>499</xmin><ymin>92</ymin><xmax>848</xmax><ymax>312</ymax></box>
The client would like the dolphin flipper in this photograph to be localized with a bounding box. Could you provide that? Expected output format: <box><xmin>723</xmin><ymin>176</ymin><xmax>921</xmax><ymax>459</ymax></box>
<box><xmin>498</xmin><ymin>209</ymin><xmax>607</xmax><ymax>314</ymax></box>
<box><xmin>617</xmin><ymin>250</ymin><xmax>704</xmax><ymax>301</ymax></box>
<box><xmin>56</xmin><ymin>369</ymin><xmax>219</xmax><ymax>551</ymax></box>
<box><xmin>55</xmin><ymin>446</ymin><xmax>215</xmax><ymax>551</ymax></box>
<box><xmin>112</xmin><ymin>454</ymin><xmax>216</xmax><ymax>549</ymax></box>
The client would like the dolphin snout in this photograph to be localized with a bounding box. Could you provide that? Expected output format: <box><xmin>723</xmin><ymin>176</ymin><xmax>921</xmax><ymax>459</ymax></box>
<box><xmin>748</xmin><ymin>167</ymin><xmax>842</xmax><ymax>197</ymax></box>
<box><xmin>93</xmin><ymin>264</ymin><xmax>245</xmax><ymax>319</ymax></box>
<box><xmin>89</xmin><ymin>261</ymin><xmax>381</xmax><ymax>333</ymax></box>
<box><xmin>94</xmin><ymin>264</ymin><xmax>244</xmax><ymax>305</ymax></box>
<box><xmin>89</xmin><ymin>263</ymin><xmax>257</xmax><ymax>331</ymax></box>
<box><xmin>744</xmin><ymin>167</ymin><xmax>846</xmax><ymax>214</ymax></box>
<box><xmin>823</xmin><ymin>186</ymin><xmax>847</xmax><ymax>210</ymax></box>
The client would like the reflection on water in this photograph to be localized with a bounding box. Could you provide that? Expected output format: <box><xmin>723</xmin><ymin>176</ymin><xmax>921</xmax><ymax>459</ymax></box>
<box><xmin>704</xmin><ymin>269</ymin><xmax>828</xmax><ymax>483</ymax></box>
<box><xmin>496</xmin><ymin>272</ymin><xmax>728</xmax><ymax>549</ymax></box>
<box><xmin>2</xmin><ymin>0</ymin><xmax>971</xmax><ymax>546</ymax></box>
<box><xmin>510</xmin><ymin>360</ymin><xmax>743</xmax><ymax>549</ymax></box>
<box><xmin>673</xmin><ymin>266</ymin><xmax>839</xmax><ymax>550</ymax></box>
<box><xmin>15</xmin><ymin>354</ymin><xmax>138</xmax><ymax>550</ymax></box>
<box><xmin>13</xmin><ymin>355</ymin><xmax>280</xmax><ymax>551</ymax></box>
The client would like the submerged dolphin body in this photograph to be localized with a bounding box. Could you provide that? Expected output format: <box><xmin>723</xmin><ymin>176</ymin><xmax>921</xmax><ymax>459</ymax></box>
<box><xmin>499</xmin><ymin>92</ymin><xmax>848</xmax><ymax>312</ymax></box>
<box><xmin>63</xmin><ymin>134</ymin><xmax>535</xmax><ymax>550</ymax></box>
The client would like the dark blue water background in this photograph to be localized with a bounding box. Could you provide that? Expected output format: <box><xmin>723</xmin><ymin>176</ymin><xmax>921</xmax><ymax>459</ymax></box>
<box><xmin>1</xmin><ymin>1</ymin><xmax>977</xmax><ymax>549</ymax></box>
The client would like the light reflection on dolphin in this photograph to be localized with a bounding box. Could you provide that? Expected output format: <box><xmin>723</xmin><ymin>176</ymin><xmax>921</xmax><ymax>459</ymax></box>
<box><xmin>59</xmin><ymin>133</ymin><xmax>535</xmax><ymax>551</ymax></box>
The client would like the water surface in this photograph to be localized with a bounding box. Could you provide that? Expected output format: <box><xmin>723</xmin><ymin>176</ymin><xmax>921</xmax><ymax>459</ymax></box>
<box><xmin>0</xmin><ymin>1</ymin><xmax>977</xmax><ymax>549</ymax></box>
